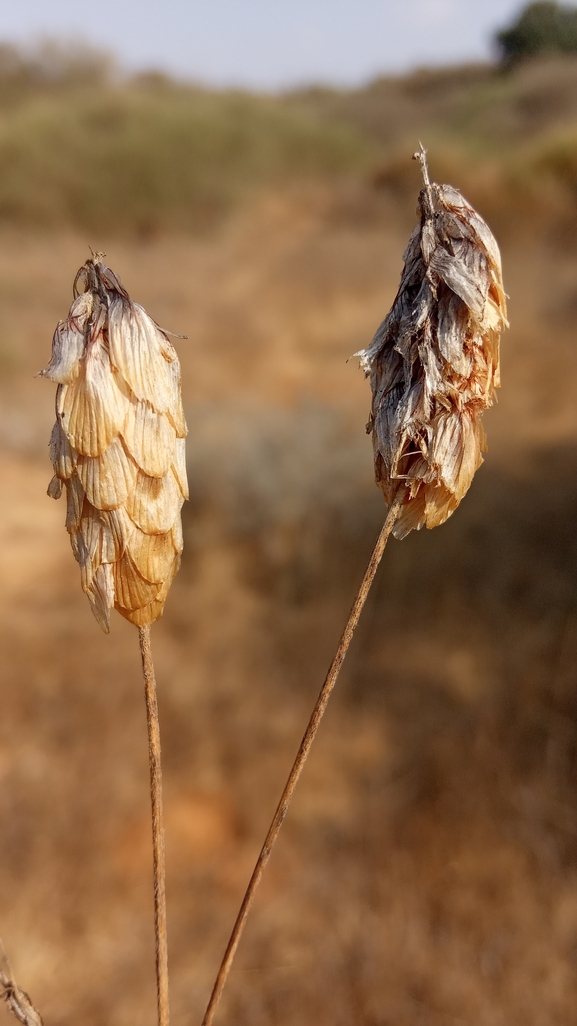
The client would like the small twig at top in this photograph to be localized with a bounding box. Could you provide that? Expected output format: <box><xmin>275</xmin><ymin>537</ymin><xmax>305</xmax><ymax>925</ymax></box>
<box><xmin>413</xmin><ymin>141</ymin><xmax>435</xmax><ymax>219</ymax></box>
<box><xmin>139</xmin><ymin>625</ymin><xmax>170</xmax><ymax>1026</ymax></box>
<box><xmin>201</xmin><ymin>490</ymin><xmax>404</xmax><ymax>1026</ymax></box>
<box><xmin>0</xmin><ymin>944</ymin><xmax>43</xmax><ymax>1026</ymax></box>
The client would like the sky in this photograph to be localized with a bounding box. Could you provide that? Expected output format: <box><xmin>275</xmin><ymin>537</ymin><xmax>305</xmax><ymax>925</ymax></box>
<box><xmin>1</xmin><ymin>0</ymin><xmax>534</xmax><ymax>90</ymax></box>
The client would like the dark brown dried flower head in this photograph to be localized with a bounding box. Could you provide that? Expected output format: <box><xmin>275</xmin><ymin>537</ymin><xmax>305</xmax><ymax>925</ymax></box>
<box><xmin>41</xmin><ymin>254</ymin><xmax>188</xmax><ymax>632</ymax></box>
<box><xmin>357</xmin><ymin>147</ymin><xmax>507</xmax><ymax>540</ymax></box>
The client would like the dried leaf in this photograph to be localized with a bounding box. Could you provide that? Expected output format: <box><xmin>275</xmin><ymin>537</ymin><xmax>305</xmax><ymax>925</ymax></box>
<box><xmin>357</xmin><ymin>146</ymin><xmax>507</xmax><ymax>540</ymax></box>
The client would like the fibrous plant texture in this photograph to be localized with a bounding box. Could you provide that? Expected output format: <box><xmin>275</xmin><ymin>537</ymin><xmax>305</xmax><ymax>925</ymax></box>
<box><xmin>357</xmin><ymin>148</ymin><xmax>508</xmax><ymax>539</ymax></box>
<box><xmin>41</xmin><ymin>254</ymin><xmax>188</xmax><ymax>631</ymax></box>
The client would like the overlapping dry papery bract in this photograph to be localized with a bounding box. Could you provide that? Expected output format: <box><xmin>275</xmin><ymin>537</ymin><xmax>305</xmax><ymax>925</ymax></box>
<box><xmin>357</xmin><ymin>166</ymin><xmax>507</xmax><ymax>540</ymax></box>
<box><xmin>41</xmin><ymin>255</ymin><xmax>188</xmax><ymax>632</ymax></box>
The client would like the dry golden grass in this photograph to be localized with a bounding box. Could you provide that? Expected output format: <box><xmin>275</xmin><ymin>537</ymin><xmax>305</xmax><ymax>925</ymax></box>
<box><xmin>0</xmin><ymin>167</ymin><xmax>576</xmax><ymax>1026</ymax></box>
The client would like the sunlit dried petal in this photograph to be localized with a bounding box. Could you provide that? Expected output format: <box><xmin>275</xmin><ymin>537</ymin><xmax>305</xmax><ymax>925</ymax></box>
<box><xmin>128</xmin><ymin>527</ymin><xmax>176</xmax><ymax>583</ymax></box>
<box><xmin>117</xmin><ymin>555</ymin><xmax>181</xmax><ymax>627</ymax></box>
<box><xmin>39</xmin><ymin>292</ymin><xmax>93</xmax><ymax>383</ymax></box>
<box><xmin>357</xmin><ymin>147</ymin><xmax>507</xmax><ymax>540</ymax></box>
<box><xmin>172</xmin><ymin>437</ymin><xmax>189</xmax><ymax>500</ymax></box>
<box><xmin>47</xmin><ymin>475</ymin><xmax>62</xmax><ymax>499</ymax></box>
<box><xmin>172</xmin><ymin>516</ymin><xmax>184</xmax><ymax>555</ymax></box>
<box><xmin>121</xmin><ymin>397</ymin><xmax>176</xmax><ymax>478</ymax></box>
<box><xmin>126</xmin><ymin>468</ymin><xmax>183</xmax><ymax>536</ymax></box>
<box><xmin>108</xmin><ymin>296</ymin><xmax>174</xmax><ymax>412</ymax></box>
<box><xmin>102</xmin><ymin>506</ymin><xmax>133</xmax><ymax>559</ymax></box>
<box><xmin>49</xmin><ymin>420</ymin><xmax>76</xmax><ymax>480</ymax></box>
<box><xmin>166</xmin><ymin>358</ymin><xmax>187</xmax><ymax>438</ymax></box>
<box><xmin>64</xmin><ymin>474</ymin><xmax>85</xmax><ymax>532</ymax></box>
<box><xmin>60</xmin><ymin>341</ymin><xmax>131</xmax><ymax>457</ymax></box>
<box><xmin>119</xmin><ymin>595</ymin><xmax>167</xmax><ymax>628</ymax></box>
<box><xmin>113</xmin><ymin>553</ymin><xmax>161</xmax><ymax>611</ymax></box>
<box><xmin>76</xmin><ymin>437</ymin><xmax>138</xmax><ymax>511</ymax></box>
<box><xmin>85</xmin><ymin>563</ymin><xmax>114</xmax><ymax>634</ymax></box>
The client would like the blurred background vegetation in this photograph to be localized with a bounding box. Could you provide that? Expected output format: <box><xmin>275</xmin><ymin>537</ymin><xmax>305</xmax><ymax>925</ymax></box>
<box><xmin>5</xmin><ymin>9</ymin><xmax>577</xmax><ymax>238</ymax></box>
<box><xmin>1</xmin><ymin>4</ymin><xmax>577</xmax><ymax>1026</ymax></box>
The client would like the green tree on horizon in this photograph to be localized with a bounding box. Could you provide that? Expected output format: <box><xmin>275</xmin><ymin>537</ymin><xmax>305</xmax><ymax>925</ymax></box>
<box><xmin>497</xmin><ymin>1</ymin><xmax>577</xmax><ymax>63</ymax></box>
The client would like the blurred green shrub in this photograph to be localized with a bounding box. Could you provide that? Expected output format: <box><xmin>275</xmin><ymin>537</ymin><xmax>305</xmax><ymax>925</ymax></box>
<box><xmin>0</xmin><ymin>46</ymin><xmax>374</xmax><ymax>235</ymax></box>
<box><xmin>0</xmin><ymin>39</ymin><xmax>113</xmax><ymax>104</ymax></box>
<box><xmin>4</xmin><ymin>39</ymin><xmax>577</xmax><ymax>235</ymax></box>
<box><xmin>497</xmin><ymin>2</ymin><xmax>577</xmax><ymax>65</ymax></box>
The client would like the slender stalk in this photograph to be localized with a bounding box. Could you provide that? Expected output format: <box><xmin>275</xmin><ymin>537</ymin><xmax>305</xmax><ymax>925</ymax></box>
<box><xmin>138</xmin><ymin>624</ymin><xmax>170</xmax><ymax>1026</ymax></box>
<box><xmin>0</xmin><ymin>943</ymin><xmax>43</xmax><ymax>1026</ymax></box>
<box><xmin>202</xmin><ymin>492</ymin><xmax>404</xmax><ymax>1026</ymax></box>
<box><xmin>413</xmin><ymin>142</ymin><xmax>435</xmax><ymax>219</ymax></box>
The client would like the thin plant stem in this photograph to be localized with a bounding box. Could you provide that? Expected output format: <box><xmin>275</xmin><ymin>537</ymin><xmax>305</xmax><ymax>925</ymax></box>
<box><xmin>202</xmin><ymin>492</ymin><xmax>404</xmax><ymax>1026</ymax></box>
<box><xmin>138</xmin><ymin>624</ymin><xmax>170</xmax><ymax>1026</ymax></box>
<box><xmin>413</xmin><ymin>142</ymin><xmax>434</xmax><ymax>218</ymax></box>
<box><xmin>0</xmin><ymin>943</ymin><xmax>43</xmax><ymax>1026</ymax></box>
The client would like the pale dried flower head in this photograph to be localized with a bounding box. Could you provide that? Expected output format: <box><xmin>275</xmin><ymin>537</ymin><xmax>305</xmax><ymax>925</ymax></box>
<box><xmin>41</xmin><ymin>253</ymin><xmax>188</xmax><ymax>632</ymax></box>
<box><xmin>357</xmin><ymin>146</ymin><xmax>508</xmax><ymax>540</ymax></box>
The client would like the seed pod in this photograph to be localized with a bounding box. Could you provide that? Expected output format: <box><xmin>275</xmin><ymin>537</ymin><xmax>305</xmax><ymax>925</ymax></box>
<box><xmin>41</xmin><ymin>254</ymin><xmax>188</xmax><ymax>632</ymax></box>
<box><xmin>357</xmin><ymin>147</ymin><xmax>507</xmax><ymax>540</ymax></box>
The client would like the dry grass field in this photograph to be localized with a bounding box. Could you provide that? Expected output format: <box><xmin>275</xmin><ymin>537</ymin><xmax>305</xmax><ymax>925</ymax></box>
<box><xmin>1</xmin><ymin>50</ymin><xmax>577</xmax><ymax>1026</ymax></box>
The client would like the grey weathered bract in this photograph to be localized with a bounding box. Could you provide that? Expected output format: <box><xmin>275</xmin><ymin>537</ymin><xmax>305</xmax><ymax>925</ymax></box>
<box><xmin>357</xmin><ymin>149</ymin><xmax>507</xmax><ymax>540</ymax></box>
<box><xmin>42</xmin><ymin>255</ymin><xmax>188</xmax><ymax>631</ymax></box>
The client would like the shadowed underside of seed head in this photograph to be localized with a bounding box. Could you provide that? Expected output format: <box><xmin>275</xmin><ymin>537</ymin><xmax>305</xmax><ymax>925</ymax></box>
<box><xmin>41</xmin><ymin>254</ymin><xmax>188</xmax><ymax>632</ymax></box>
<box><xmin>357</xmin><ymin>148</ymin><xmax>508</xmax><ymax>540</ymax></box>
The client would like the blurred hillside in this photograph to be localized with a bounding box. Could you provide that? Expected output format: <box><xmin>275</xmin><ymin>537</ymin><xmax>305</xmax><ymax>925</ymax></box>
<box><xmin>5</xmin><ymin>43</ymin><xmax>577</xmax><ymax>235</ymax></box>
<box><xmin>1</xmin><ymin>43</ymin><xmax>577</xmax><ymax>1026</ymax></box>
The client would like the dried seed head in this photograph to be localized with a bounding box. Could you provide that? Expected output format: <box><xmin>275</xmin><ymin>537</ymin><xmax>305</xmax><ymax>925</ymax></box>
<box><xmin>41</xmin><ymin>254</ymin><xmax>188</xmax><ymax>632</ymax></box>
<box><xmin>356</xmin><ymin>146</ymin><xmax>508</xmax><ymax>540</ymax></box>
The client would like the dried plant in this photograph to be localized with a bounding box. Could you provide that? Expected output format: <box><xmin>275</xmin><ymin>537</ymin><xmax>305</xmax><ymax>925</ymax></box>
<box><xmin>357</xmin><ymin>145</ymin><xmax>508</xmax><ymax>539</ymax></box>
<box><xmin>40</xmin><ymin>253</ymin><xmax>188</xmax><ymax>1026</ymax></box>
<box><xmin>201</xmin><ymin>147</ymin><xmax>507</xmax><ymax>1026</ymax></box>
<box><xmin>41</xmin><ymin>253</ymin><xmax>187</xmax><ymax>632</ymax></box>
<box><xmin>0</xmin><ymin>944</ymin><xmax>43</xmax><ymax>1026</ymax></box>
